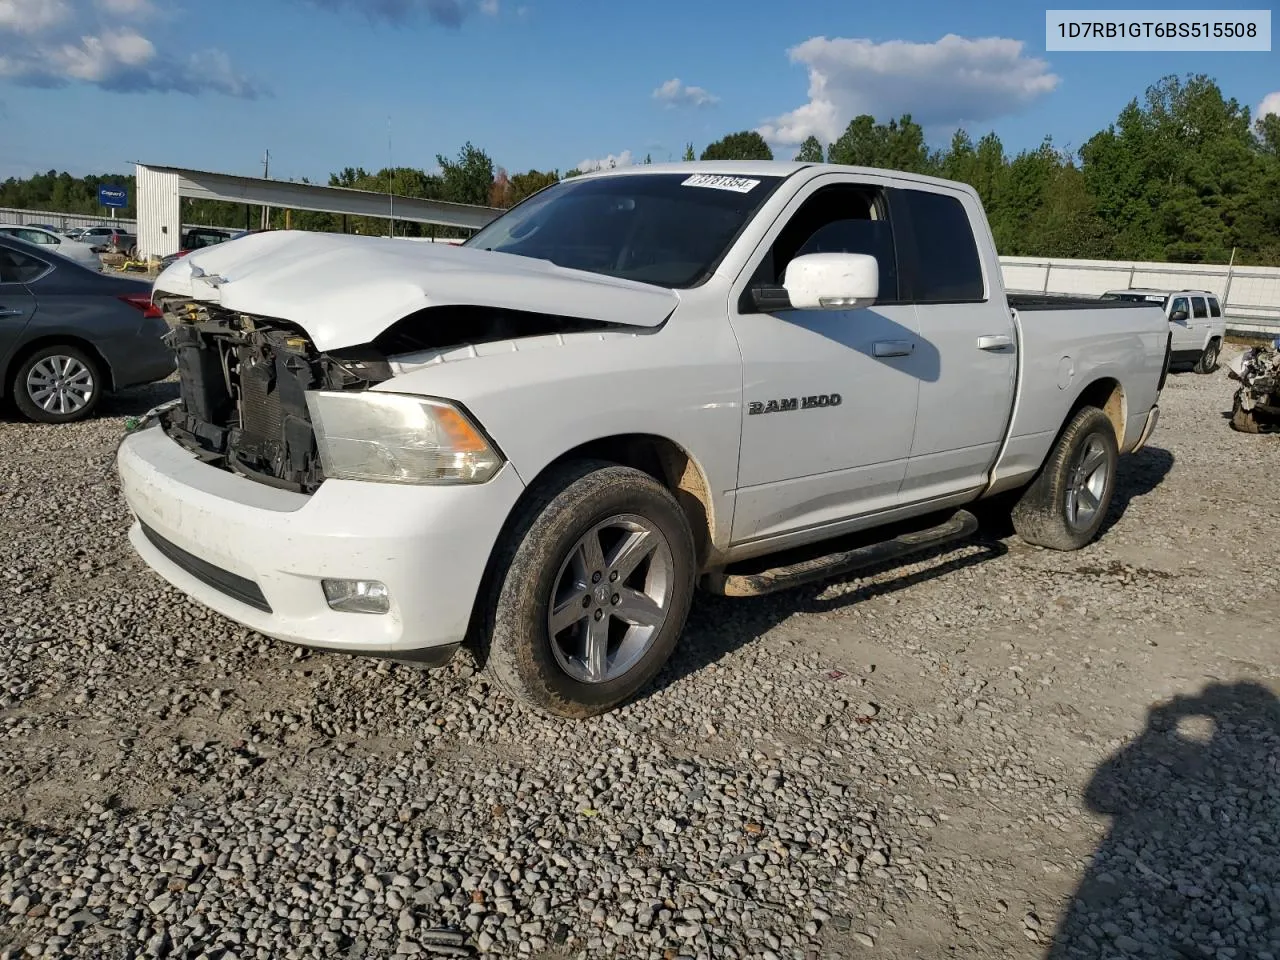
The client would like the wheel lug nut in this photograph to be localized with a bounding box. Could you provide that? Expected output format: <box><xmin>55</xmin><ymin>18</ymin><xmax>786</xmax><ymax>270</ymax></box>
<box><xmin>582</xmin><ymin>595</ymin><xmax>591</xmax><ymax>608</ymax></box>
<box><xmin>609</xmin><ymin>571</ymin><xmax>619</xmax><ymax>582</ymax></box>
<box><xmin>611</xmin><ymin>594</ymin><xmax>620</xmax><ymax>605</ymax></box>
<box><xmin>593</xmin><ymin>609</ymin><xmax>604</xmax><ymax>621</ymax></box>
<box><xmin>591</xmin><ymin>572</ymin><xmax>602</xmax><ymax>584</ymax></box>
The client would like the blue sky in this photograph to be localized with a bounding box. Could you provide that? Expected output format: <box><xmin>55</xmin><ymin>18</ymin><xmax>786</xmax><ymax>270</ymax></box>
<box><xmin>0</xmin><ymin>0</ymin><xmax>1276</xmax><ymax>182</ymax></box>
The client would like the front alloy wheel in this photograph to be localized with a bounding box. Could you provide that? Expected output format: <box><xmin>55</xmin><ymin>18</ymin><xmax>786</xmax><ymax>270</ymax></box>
<box><xmin>547</xmin><ymin>515</ymin><xmax>675</xmax><ymax>684</ymax></box>
<box><xmin>484</xmin><ymin>461</ymin><xmax>696</xmax><ymax>718</ymax></box>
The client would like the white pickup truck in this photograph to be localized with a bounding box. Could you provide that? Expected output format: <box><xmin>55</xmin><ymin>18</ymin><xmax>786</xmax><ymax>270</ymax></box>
<box><xmin>1101</xmin><ymin>287</ymin><xmax>1226</xmax><ymax>374</ymax></box>
<box><xmin>117</xmin><ymin>162</ymin><xmax>1171</xmax><ymax>717</ymax></box>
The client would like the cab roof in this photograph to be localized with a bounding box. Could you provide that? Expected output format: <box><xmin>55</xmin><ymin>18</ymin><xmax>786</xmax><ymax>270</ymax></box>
<box><xmin>574</xmin><ymin>160</ymin><xmax>984</xmax><ymax>195</ymax></box>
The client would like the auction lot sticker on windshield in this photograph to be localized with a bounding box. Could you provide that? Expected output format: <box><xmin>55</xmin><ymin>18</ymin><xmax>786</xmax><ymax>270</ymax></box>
<box><xmin>682</xmin><ymin>174</ymin><xmax>761</xmax><ymax>193</ymax></box>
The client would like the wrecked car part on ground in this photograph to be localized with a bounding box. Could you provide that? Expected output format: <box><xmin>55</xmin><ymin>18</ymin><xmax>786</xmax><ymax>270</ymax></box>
<box><xmin>1227</xmin><ymin>338</ymin><xmax>1280</xmax><ymax>434</ymax></box>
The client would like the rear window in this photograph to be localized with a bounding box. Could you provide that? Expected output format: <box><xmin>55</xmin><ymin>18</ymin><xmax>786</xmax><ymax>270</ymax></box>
<box><xmin>1208</xmin><ymin>297</ymin><xmax>1222</xmax><ymax>317</ymax></box>
<box><xmin>0</xmin><ymin>248</ymin><xmax>49</xmax><ymax>284</ymax></box>
<box><xmin>895</xmin><ymin>189</ymin><xmax>984</xmax><ymax>302</ymax></box>
<box><xmin>1192</xmin><ymin>297</ymin><xmax>1208</xmax><ymax>319</ymax></box>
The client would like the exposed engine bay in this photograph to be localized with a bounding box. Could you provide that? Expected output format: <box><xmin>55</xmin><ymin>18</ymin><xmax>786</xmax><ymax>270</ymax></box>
<box><xmin>1228</xmin><ymin>339</ymin><xmax>1280</xmax><ymax>434</ymax></box>
<box><xmin>154</xmin><ymin>297</ymin><xmax>622</xmax><ymax>493</ymax></box>
<box><xmin>156</xmin><ymin>297</ymin><xmax>394</xmax><ymax>493</ymax></box>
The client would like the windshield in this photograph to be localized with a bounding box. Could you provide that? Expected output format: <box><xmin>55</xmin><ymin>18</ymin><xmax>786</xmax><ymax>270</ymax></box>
<box><xmin>464</xmin><ymin>172</ymin><xmax>784</xmax><ymax>289</ymax></box>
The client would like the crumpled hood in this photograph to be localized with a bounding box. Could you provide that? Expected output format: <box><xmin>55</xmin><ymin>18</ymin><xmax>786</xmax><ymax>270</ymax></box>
<box><xmin>152</xmin><ymin>230</ymin><xmax>680</xmax><ymax>351</ymax></box>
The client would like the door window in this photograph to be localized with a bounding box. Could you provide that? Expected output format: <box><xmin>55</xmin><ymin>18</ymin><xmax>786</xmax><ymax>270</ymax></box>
<box><xmin>1208</xmin><ymin>297</ymin><xmax>1222</xmax><ymax>317</ymax></box>
<box><xmin>892</xmin><ymin>189</ymin><xmax>985</xmax><ymax>302</ymax></box>
<box><xmin>0</xmin><ymin>248</ymin><xmax>49</xmax><ymax>283</ymax></box>
<box><xmin>1170</xmin><ymin>297</ymin><xmax>1190</xmax><ymax>318</ymax></box>
<box><xmin>752</xmin><ymin>183</ymin><xmax>901</xmax><ymax>302</ymax></box>
<box><xmin>16</xmin><ymin>229</ymin><xmax>55</xmax><ymax>245</ymax></box>
<box><xmin>1192</xmin><ymin>297</ymin><xmax>1208</xmax><ymax>319</ymax></box>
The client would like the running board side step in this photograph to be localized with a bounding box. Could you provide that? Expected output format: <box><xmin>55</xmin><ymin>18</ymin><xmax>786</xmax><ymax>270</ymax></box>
<box><xmin>704</xmin><ymin>509</ymin><xmax>980</xmax><ymax>598</ymax></box>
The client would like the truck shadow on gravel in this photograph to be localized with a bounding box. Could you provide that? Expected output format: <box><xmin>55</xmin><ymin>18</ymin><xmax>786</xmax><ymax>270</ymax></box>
<box><xmin>654</xmin><ymin>538</ymin><xmax>1010</xmax><ymax>695</ymax></box>
<box><xmin>657</xmin><ymin>445</ymin><xmax>1176</xmax><ymax>695</ymax></box>
<box><xmin>1046</xmin><ymin>681</ymin><xmax>1280</xmax><ymax>958</ymax></box>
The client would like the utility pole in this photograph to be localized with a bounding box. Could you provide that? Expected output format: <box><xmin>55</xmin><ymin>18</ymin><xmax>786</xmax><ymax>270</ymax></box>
<box><xmin>261</xmin><ymin>149</ymin><xmax>271</xmax><ymax>230</ymax></box>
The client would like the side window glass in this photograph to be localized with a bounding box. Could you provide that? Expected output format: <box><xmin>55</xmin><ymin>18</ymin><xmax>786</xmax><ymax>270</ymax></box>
<box><xmin>0</xmin><ymin>249</ymin><xmax>48</xmax><ymax>283</ymax></box>
<box><xmin>1208</xmin><ymin>297</ymin><xmax>1222</xmax><ymax>317</ymax></box>
<box><xmin>1192</xmin><ymin>297</ymin><xmax>1208</xmax><ymax>319</ymax></box>
<box><xmin>1170</xmin><ymin>297</ymin><xmax>1189</xmax><ymax>317</ymax></box>
<box><xmin>763</xmin><ymin>184</ymin><xmax>900</xmax><ymax>302</ymax></box>
<box><xmin>896</xmin><ymin>190</ymin><xmax>985</xmax><ymax>302</ymax></box>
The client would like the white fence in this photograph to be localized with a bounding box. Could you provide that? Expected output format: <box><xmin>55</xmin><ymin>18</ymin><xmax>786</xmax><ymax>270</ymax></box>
<box><xmin>0</xmin><ymin>205</ymin><xmax>138</xmax><ymax>232</ymax></box>
<box><xmin>1000</xmin><ymin>255</ymin><xmax>1280</xmax><ymax>335</ymax></box>
<box><xmin>0</xmin><ymin>206</ymin><xmax>226</xmax><ymax>236</ymax></box>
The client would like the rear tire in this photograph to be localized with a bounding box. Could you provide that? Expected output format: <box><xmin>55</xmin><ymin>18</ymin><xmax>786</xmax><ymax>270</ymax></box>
<box><xmin>1011</xmin><ymin>406</ymin><xmax>1118</xmax><ymax>551</ymax></box>
<box><xmin>483</xmin><ymin>460</ymin><xmax>696</xmax><ymax>718</ymax></box>
<box><xmin>11</xmin><ymin>345</ymin><xmax>104</xmax><ymax>424</ymax></box>
<box><xmin>1193</xmin><ymin>339</ymin><xmax>1220</xmax><ymax>375</ymax></box>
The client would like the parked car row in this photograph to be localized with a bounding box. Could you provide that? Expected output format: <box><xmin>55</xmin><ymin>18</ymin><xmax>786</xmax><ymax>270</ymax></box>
<box><xmin>0</xmin><ymin>224</ymin><xmax>103</xmax><ymax>271</ymax></box>
<box><xmin>0</xmin><ymin>235</ymin><xmax>174</xmax><ymax>422</ymax></box>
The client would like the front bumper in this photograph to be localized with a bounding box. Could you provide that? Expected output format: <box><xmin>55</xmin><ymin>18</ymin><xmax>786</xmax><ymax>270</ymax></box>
<box><xmin>117</xmin><ymin>424</ymin><xmax>525</xmax><ymax>655</ymax></box>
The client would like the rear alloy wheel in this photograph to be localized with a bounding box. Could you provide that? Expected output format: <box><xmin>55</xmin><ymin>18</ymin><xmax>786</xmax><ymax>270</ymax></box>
<box><xmin>1194</xmin><ymin>339</ymin><xmax>1220</xmax><ymax>375</ymax></box>
<box><xmin>12</xmin><ymin>346</ymin><xmax>103</xmax><ymax>423</ymax></box>
<box><xmin>484</xmin><ymin>460</ymin><xmax>696</xmax><ymax>718</ymax></box>
<box><xmin>1011</xmin><ymin>405</ymin><xmax>1118</xmax><ymax>551</ymax></box>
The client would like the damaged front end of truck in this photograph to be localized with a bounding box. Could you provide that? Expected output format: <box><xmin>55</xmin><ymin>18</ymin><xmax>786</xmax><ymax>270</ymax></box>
<box><xmin>154</xmin><ymin>298</ymin><xmax>394</xmax><ymax>493</ymax></box>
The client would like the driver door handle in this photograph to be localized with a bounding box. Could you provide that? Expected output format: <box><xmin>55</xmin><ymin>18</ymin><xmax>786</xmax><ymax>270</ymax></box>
<box><xmin>978</xmin><ymin>335</ymin><xmax>1013</xmax><ymax>351</ymax></box>
<box><xmin>874</xmin><ymin>340</ymin><xmax>915</xmax><ymax>358</ymax></box>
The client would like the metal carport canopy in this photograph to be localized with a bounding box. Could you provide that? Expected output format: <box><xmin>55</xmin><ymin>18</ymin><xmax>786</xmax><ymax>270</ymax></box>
<box><xmin>141</xmin><ymin>164</ymin><xmax>504</xmax><ymax>230</ymax></box>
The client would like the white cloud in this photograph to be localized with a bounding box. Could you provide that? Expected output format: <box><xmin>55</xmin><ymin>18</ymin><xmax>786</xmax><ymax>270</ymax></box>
<box><xmin>479</xmin><ymin>0</ymin><xmax>498</xmax><ymax>14</ymax></box>
<box><xmin>0</xmin><ymin>0</ymin><xmax>71</xmax><ymax>33</ymax></box>
<box><xmin>576</xmin><ymin>150</ymin><xmax>633</xmax><ymax>172</ymax></box>
<box><xmin>758</xmin><ymin>33</ymin><xmax>1060</xmax><ymax>147</ymax></box>
<box><xmin>0</xmin><ymin>0</ymin><xmax>259</xmax><ymax>96</ymax></box>
<box><xmin>653</xmin><ymin>77</ymin><xmax>719</xmax><ymax>108</ymax></box>
<box><xmin>1259</xmin><ymin>91</ymin><xmax>1280</xmax><ymax>120</ymax></box>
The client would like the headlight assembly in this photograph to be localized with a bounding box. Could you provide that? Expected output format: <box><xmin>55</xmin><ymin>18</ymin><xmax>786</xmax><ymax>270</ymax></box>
<box><xmin>305</xmin><ymin>391</ymin><xmax>504</xmax><ymax>485</ymax></box>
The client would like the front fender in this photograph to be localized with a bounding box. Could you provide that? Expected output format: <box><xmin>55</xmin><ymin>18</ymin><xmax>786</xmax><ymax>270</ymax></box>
<box><xmin>379</xmin><ymin>323</ymin><xmax>744</xmax><ymax>549</ymax></box>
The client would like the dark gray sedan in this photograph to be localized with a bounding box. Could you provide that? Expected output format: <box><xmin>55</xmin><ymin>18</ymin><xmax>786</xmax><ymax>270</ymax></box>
<box><xmin>0</xmin><ymin>235</ymin><xmax>175</xmax><ymax>423</ymax></box>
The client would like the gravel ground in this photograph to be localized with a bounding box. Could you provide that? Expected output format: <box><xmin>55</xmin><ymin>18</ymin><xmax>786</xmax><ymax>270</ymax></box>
<box><xmin>2</xmin><ymin>350</ymin><xmax>1279</xmax><ymax>960</ymax></box>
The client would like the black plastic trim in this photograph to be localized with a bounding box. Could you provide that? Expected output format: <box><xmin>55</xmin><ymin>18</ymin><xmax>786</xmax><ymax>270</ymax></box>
<box><xmin>140</xmin><ymin>522</ymin><xmax>273</xmax><ymax>613</ymax></box>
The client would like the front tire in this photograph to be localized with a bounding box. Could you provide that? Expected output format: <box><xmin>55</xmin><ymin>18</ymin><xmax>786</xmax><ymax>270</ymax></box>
<box><xmin>1193</xmin><ymin>339</ymin><xmax>1220</xmax><ymax>375</ymax></box>
<box><xmin>484</xmin><ymin>461</ymin><xmax>696</xmax><ymax>718</ymax></box>
<box><xmin>11</xmin><ymin>345</ymin><xmax>104</xmax><ymax>423</ymax></box>
<box><xmin>1011</xmin><ymin>406</ymin><xmax>1119</xmax><ymax>551</ymax></box>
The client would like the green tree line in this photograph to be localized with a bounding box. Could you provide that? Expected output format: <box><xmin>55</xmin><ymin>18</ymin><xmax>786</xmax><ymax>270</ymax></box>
<box><xmin>3</xmin><ymin>74</ymin><xmax>1278</xmax><ymax>264</ymax></box>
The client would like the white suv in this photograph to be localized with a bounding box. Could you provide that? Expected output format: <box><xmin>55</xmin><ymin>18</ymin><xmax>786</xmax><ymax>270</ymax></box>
<box><xmin>1102</xmin><ymin>288</ymin><xmax>1226</xmax><ymax>374</ymax></box>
